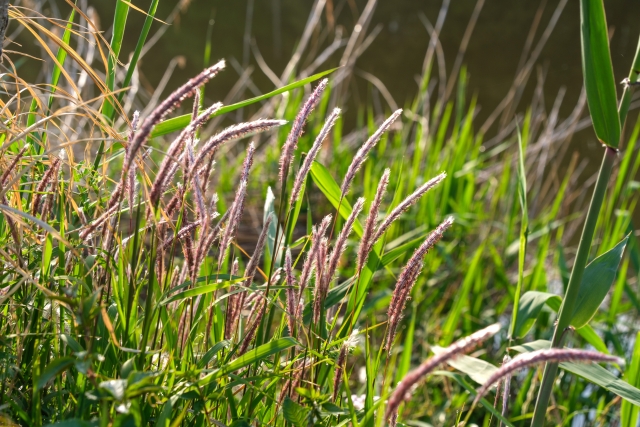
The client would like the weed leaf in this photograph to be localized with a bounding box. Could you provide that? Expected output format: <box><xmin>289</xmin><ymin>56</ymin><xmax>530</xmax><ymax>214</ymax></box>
<box><xmin>571</xmin><ymin>234</ymin><xmax>629</xmax><ymax>328</ymax></box>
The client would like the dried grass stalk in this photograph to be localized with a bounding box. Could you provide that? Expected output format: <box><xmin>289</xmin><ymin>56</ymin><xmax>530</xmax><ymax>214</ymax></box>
<box><xmin>357</xmin><ymin>168</ymin><xmax>390</xmax><ymax>272</ymax></box>
<box><xmin>278</xmin><ymin>79</ymin><xmax>328</xmax><ymax>182</ymax></box>
<box><xmin>386</xmin><ymin>323</ymin><xmax>501</xmax><ymax>426</ymax></box>
<box><xmin>474</xmin><ymin>348</ymin><xmax>622</xmax><ymax>405</ymax></box>
<box><xmin>290</xmin><ymin>107</ymin><xmax>341</xmax><ymax>205</ymax></box>
<box><xmin>384</xmin><ymin>216</ymin><xmax>454</xmax><ymax>353</ymax></box>
<box><xmin>372</xmin><ymin>172</ymin><xmax>446</xmax><ymax>245</ymax></box>
<box><xmin>341</xmin><ymin>109</ymin><xmax>402</xmax><ymax>195</ymax></box>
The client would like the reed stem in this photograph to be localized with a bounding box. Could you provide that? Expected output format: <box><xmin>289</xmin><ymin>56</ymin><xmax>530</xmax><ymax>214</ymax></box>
<box><xmin>531</xmin><ymin>28</ymin><xmax>640</xmax><ymax>427</ymax></box>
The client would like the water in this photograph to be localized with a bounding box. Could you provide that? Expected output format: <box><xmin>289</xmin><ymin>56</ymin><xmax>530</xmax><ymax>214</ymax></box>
<box><xmin>32</xmin><ymin>0</ymin><xmax>640</xmax><ymax>188</ymax></box>
<box><xmin>81</xmin><ymin>0</ymin><xmax>639</xmax><ymax>124</ymax></box>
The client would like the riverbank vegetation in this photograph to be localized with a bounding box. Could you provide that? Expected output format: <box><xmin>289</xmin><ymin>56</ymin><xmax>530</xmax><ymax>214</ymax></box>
<box><xmin>1</xmin><ymin>0</ymin><xmax>640</xmax><ymax>426</ymax></box>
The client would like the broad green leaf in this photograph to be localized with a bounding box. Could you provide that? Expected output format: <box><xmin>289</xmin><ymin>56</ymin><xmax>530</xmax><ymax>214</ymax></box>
<box><xmin>511</xmin><ymin>340</ymin><xmax>640</xmax><ymax>406</ymax></box>
<box><xmin>580</xmin><ymin>0</ymin><xmax>620</xmax><ymax>147</ymax></box>
<box><xmin>622</xmin><ymin>332</ymin><xmax>640</xmax><ymax>427</ymax></box>
<box><xmin>520</xmin><ymin>293</ymin><xmax>609</xmax><ymax>353</ymax></box>
<box><xmin>37</xmin><ymin>356</ymin><xmax>75</xmax><ymax>391</ymax></box>
<box><xmin>309</xmin><ymin>161</ymin><xmax>364</xmax><ymax>237</ymax></box>
<box><xmin>571</xmin><ymin>234</ymin><xmax>629</xmax><ymax>328</ymax></box>
<box><xmin>433</xmin><ymin>346</ymin><xmax>498</xmax><ymax>384</ymax></box>
<box><xmin>198</xmin><ymin>338</ymin><xmax>297</xmax><ymax>386</ymax></box>
<box><xmin>99</xmin><ymin>379</ymin><xmax>127</xmax><ymax>401</ymax></box>
<box><xmin>283</xmin><ymin>397</ymin><xmax>310</xmax><ymax>427</ymax></box>
<box><xmin>60</xmin><ymin>334</ymin><xmax>84</xmax><ymax>353</ymax></box>
<box><xmin>514</xmin><ymin>291</ymin><xmax>561</xmax><ymax>338</ymax></box>
<box><xmin>434</xmin><ymin>371</ymin><xmax>516</xmax><ymax>427</ymax></box>
<box><xmin>150</xmin><ymin>68</ymin><xmax>336</xmax><ymax>138</ymax></box>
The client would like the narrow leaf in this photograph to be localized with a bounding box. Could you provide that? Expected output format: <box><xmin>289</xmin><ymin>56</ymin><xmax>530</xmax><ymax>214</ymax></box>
<box><xmin>150</xmin><ymin>68</ymin><xmax>336</xmax><ymax>138</ymax></box>
<box><xmin>197</xmin><ymin>338</ymin><xmax>297</xmax><ymax>385</ymax></box>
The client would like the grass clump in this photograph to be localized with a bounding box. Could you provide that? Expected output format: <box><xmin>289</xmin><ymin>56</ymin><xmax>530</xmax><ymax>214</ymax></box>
<box><xmin>1</xmin><ymin>1</ymin><xmax>640</xmax><ymax>426</ymax></box>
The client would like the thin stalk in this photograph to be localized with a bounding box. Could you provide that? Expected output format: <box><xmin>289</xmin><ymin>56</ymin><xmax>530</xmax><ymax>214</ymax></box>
<box><xmin>531</xmin><ymin>31</ymin><xmax>640</xmax><ymax>426</ymax></box>
<box><xmin>530</xmin><ymin>146</ymin><xmax>616</xmax><ymax>425</ymax></box>
<box><xmin>114</xmin><ymin>0</ymin><xmax>161</xmax><ymax>117</ymax></box>
<box><xmin>619</xmin><ymin>35</ymin><xmax>640</xmax><ymax>128</ymax></box>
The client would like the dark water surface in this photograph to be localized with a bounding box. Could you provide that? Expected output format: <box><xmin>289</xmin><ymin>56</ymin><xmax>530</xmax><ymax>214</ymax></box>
<box><xmin>64</xmin><ymin>1</ymin><xmax>640</xmax><ymax>168</ymax></box>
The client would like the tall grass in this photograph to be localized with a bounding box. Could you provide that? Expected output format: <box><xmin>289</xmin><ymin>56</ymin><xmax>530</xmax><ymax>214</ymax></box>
<box><xmin>1</xmin><ymin>1</ymin><xmax>640</xmax><ymax>426</ymax></box>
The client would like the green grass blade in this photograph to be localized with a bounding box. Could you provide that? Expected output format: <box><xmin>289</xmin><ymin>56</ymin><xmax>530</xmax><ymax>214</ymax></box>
<box><xmin>309</xmin><ymin>161</ymin><xmax>364</xmax><ymax>236</ymax></box>
<box><xmin>115</xmin><ymin>0</ymin><xmax>160</xmax><ymax>116</ymax></box>
<box><xmin>149</xmin><ymin>68</ymin><xmax>336</xmax><ymax>138</ymax></box>
<box><xmin>621</xmin><ymin>332</ymin><xmax>640</xmax><ymax>427</ymax></box>
<box><xmin>198</xmin><ymin>338</ymin><xmax>298</xmax><ymax>386</ymax></box>
<box><xmin>509</xmin><ymin>128</ymin><xmax>529</xmax><ymax>339</ymax></box>
<box><xmin>102</xmin><ymin>0</ymin><xmax>130</xmax><ymax>120</ymax></box>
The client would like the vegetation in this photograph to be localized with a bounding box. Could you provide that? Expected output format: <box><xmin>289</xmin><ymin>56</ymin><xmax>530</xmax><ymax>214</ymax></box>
<box><xmin>1</xmin><ymin>0</ymin><xmax>640</xmax><ymax>426</ymax></box>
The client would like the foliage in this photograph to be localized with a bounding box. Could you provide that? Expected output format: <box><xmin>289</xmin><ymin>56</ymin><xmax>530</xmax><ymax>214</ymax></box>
<box><xmin>0</xmin><ymin>1</ymin><xmax>640</xmax><ymax>427</ymax></box>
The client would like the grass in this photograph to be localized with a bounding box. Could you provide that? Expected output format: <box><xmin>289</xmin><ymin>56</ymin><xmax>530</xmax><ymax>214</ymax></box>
<box><xmin>1</xmin><ymin>1</ymin><xmax>640</xmax><ymax>426</ymax></box>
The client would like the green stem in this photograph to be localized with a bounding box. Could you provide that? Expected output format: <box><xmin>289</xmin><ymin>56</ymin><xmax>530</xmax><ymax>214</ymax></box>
<box><xmin>530</xmin><ymin>145</ymin><xmax>616</xmax><ymax>426</ymax></box>
<box><xmin>619</xmin><ymin>35</ymin><xmax>640</xmax><ymax>129</ymax></box>
<box><xmin>531</xmin><ymin>30</ymin><xmax>640</xmax><ymax>425</ymax></box>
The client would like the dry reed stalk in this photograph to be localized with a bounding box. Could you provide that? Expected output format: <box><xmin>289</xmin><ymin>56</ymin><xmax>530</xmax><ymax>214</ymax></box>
<box><xmin>193</xmin><ymin>210</ymin><xmax>230</xmax><ymax>277</ymax></box>
<box><xmin>357</xmin><ymin>168</ymin><xmax>389</xmax><ymax>272</ymax></box>
<box><xmin>298</xmin><ymin>214</ymin><xmax>331</xmax><ymax>315</ymax></box>
<box><xmin>181</xmin><ymin>218</ymin><xmax>196</xmax><ymax>281</ymax></box>
<box><xmin>126</xmin><ymin>111</ymin><xmax>140</xmax><ymax>210</ymax></box>
<box><xmin>284</xmin><ymin>249</ymin><xmax>297</xmax><ymax>335</ymax></box>
<box><xmin>474</xmin><ymin>349</ymin><xmax>622</xmax><ymax>405</ymax></box>
<box><xmin>223</xmin><ymin>258</ymin><xmax>240</xmax><ymax>340</ymax></box>
<box><xmin>238</xmin><ymin>292</ymin><xmax>267</xmax><ymax>355</ymax></box>
<box><xmin>321</xmin><ymin>197</ymin><xmax>364</xmax><ymax>290</ymax></box>
<box><xmin>113</xmin><ymin>62</ymin><xmax>225</xmax><ymax>213</ymax></box>
<box><xmin>149</xmin><ymin>101</ymin><xmax>223</xmax><ymax>205</ymax></box>
<box><xmin>332</xmin><ymin>344</ymin><xmax>348</xmax><ymax>402</ymax></box>
<box><xmin>161</xmin><ymin>221</ymin><xmax>201</xmax><ymax>251</ymax></box>
<box><xmin>341</xmin><ymin>109</ymin><xmax>402</xmax><ymax>195</ymax></box>
<box><xmin>290</xmin><ymin>107</ymin><xmax>341</xmax><ymax>205</ymax></box>
<box><xmin>218</xmin><ymin>181</ymin><xmax>247</xmax><ymax>266</ymax></box>
<box><xmin>187</xmin><ymin>141</ymin><xmax>208</xmax><ymax>226</ymax></box>
<box><xmin>500</xmin><ymin>355</ymin><xmax>512</xmax><ymax>426</ymax></box>
<box><xmin>123</xmin><ymin>61</ymin><xmax>225</xmax><ymax>176</ymax></box>
<box><xmin>386</xmin><ymin>323</ymin><xmax>501</xmax><ymax>426</ymax></box>
<box><xmin>0</xmin><ymin>144</ymin><xmax>28</xmax><ymax>255</ymax></box>
<box><xmin>384</xmin><ymin>216</ymin><xmax>454</xmax><ymax>353</ymax></box>
<box><xmin>312</xmin><ymin>236</ymin><xmax>329</xmax><ymax>325</ymax></box>
<box><xmin>279</xmin><ymin>358</ymin><xmax>310</xmax><ymax>405</ymax></box>
<box><xmin>0</xmin><ymin>143</ymin><xmax>29</xmax><ymax>187</ymax></box>
<box><xmin>278</xmin><ymin>79</ymin><xmax>329</xmax><ymax>183</ymax></box>
<box><xmin>218</xmin><ymin>143</ymin><xmax>255</xmax><ymax>266</ymax></box>
<box><xmin>32</xmin><ymin>156</ymin><xmax>61</xmax><ymax>216</ymax></box>
<box><xmin>372</xmin><ymin>172</ymin><xmax>446</xmax><ymax>245</ymax></box>
<box><xmin>227</xmin><ymin>215</ymin><xmax>272</xmax><ymax>338</ymax></box>
<box><xmin>193</xmin><ymin>119</ymin><xmax>286</xmax><ymax>171</ymax></box>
